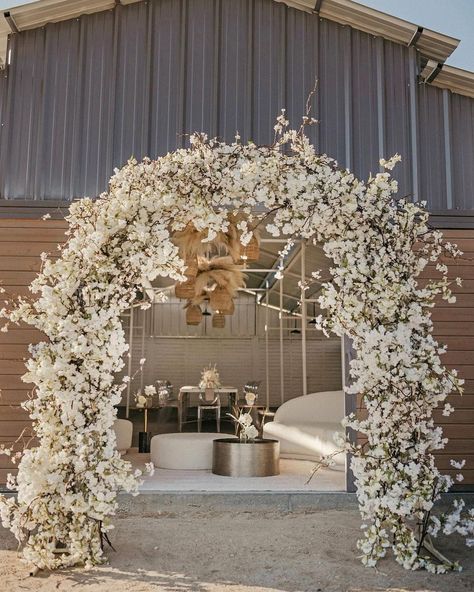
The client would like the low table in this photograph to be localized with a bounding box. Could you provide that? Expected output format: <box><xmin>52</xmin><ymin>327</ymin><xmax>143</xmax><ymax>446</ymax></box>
<box><xmin>212</xmin><ymin>438</ymin><xmax>280</xmax><ymax>477</ymax></box>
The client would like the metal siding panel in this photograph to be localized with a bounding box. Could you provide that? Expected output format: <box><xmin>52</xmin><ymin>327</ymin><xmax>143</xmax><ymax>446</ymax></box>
<box><xmin>218</xmin><ymin>0</ymin><xmax>251</xmax><ymax>141</ymax></box>
<box><xmin>383</xmin><ymin>41</ymin><xmax>413</xmax><ymax>200</ymax></box>
<box><xmin>113</xmin><ymin>2</ymin><xmax>150</xmax><ymax>169</ymax></box>
<box><xmin>82</xmin><ymin>11</ymin><xmax>118</xmax><ymax>198</ymax></box>
<box><xmin>0</xmin><ymin>51</ymin><xmax>9</xmax><ymax>196</ymax></box>
<box><xmin>0</xmin><ymin>0</ymin><xmax>472</xmax><ymax>211</ymax></box>
<box><xmin>318</xmin><ymin>18</ymin><xmax>347</xmax><ymax>167</ymax></box>
<box><xmin>417</xmin><ymin>84</ymin><xmax>448</xmax><ymax>210</ymax></box>
<box><xmin>40</xmin><ymin>20</ymin><xmax>82</xmax><ymax>199</ymax></box>
<box><xmin>4</xmin><ymin>29</ymin><xmax>46</xmax><ymax>200</ymax></box>
<box><xmin>451</xmin><ymin>93</ymin><xmax>474</xmax><ymax>211</ymax></box>
<box><xmin>285</xmin><ymin>6</ymin><xmax>318</xmax><ymax>148</ymax></box>
<box><xmin>184</xmin><ymin>0</ymin><xmax>217</xmax><ymax>139</ymax></box>
<box><xmin>149</xmin><ymin>0</ymin><xmax>183</xmax><ymax>156</ymax></box>
<box><xmin>350</xmin><ymin>31</ymin><xmax>379</xmax><ymax>180</ymax></box>
<box><xmin>252</xmin><ymin>0</ymin><xmax>286</xmax><ymax>145</ymax></box>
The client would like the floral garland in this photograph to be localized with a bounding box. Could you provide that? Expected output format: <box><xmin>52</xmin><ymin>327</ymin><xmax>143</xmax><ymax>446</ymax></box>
<box><xmin>0</xmin><ymin>113</ymin><xmax>472</xmax><ymax>571</ymax></box>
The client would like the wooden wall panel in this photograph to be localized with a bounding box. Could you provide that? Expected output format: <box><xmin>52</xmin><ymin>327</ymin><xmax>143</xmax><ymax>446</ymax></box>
<box><xmin>357</xmin><ymin>229</ymin><xmax>474</xmax><ymax>487</ymax></box>
<box><xmin>0</xmin><ymin>219</ymin><xmax>67</xmax><ymax>485</ymax></box>
<box><xmin>1</xmin><ymin>221</ymin><xmax>472</xmax><ymax>489</ymax></box>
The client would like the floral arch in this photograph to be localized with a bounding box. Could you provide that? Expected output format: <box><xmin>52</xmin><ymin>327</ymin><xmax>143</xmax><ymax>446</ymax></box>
<box><xmin>0</xmin><ymin>115</ymin><xmax>472</xmax><ymax>573</ymax></box>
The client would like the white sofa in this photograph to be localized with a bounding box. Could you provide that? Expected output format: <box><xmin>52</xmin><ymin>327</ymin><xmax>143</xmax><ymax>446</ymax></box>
<box><xmin>263</xmin><ymin>390</ymin><xmax>345</xmax><ymax>467</ymax></box>
<box><xmin>113</xmin><ymin>419</ymin><xmax>133</xmax><ymax>454</ymax></box>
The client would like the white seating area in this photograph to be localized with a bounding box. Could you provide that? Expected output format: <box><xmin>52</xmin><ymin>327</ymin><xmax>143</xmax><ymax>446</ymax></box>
<box><xmin>113</xmin><ymin>418</ymin><xmax>133</xmax><ymax>454</ymax></box>
<box><xmin>150</xmin><ymin>432</ymin><xmax>220</xmax><ymax>470</ymax></box>
<box><xmin>117</xmin><ymin>390</ymin><xmax>347</xmax><ymax>491</ymax></box>
<box><xmin>115</xmin><ymin>390</ymin><xmax>346</xmax><ymax>469</ymax></box>
<box><xmin>263</xmin><ymin>391</ymin><xmax>345</xmax><ymax>467</ymax></box>
<box><xmin>115</xmin><ymin>239</ymin><xmax>346</xmax><ymax>489</ymax></box>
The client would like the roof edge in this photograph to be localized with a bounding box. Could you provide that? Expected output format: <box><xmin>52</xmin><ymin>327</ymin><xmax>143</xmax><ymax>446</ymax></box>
<box><xmin>277</xmin><ymin>0</ymin><xmax>460</xmax><ymax>64</ymax></box>
<box><xmin>0</xmin><ymin>0</ymin><xmax>471</xmax><ymax>99</ymax></box>
<box><xmin>429</xmin><ymin>65</ymin><xmax>474</xmax><ymax>99</ymax></box>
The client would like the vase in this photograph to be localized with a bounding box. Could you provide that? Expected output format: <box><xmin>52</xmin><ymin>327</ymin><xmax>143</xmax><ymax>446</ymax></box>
<box><xmin>245</xmin><ymin>392</ymin><xmax>256</xmax><ymax>405</ymax></box>
<box><xmin>138</xmin><ymin>431</ymin><xmax>151</xmax><ymax>453</ymax></box>
<box><xmin>204</xmin><ymin>387</ymin><xmax>215</xmax><ymax>403</ymax></box>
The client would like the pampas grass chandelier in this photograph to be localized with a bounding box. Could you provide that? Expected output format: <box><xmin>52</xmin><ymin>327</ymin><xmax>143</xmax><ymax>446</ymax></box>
<box><xmin>172</xmin><ymin>218</ymin><xmax>260</xmax><ymax>328</ymax></box>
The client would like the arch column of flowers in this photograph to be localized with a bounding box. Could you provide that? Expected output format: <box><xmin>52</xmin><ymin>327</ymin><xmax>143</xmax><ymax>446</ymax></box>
<box><xmin>0</xmin><ymin>117</ymin><xmax>472</xmax><ymax>571</ymax></box>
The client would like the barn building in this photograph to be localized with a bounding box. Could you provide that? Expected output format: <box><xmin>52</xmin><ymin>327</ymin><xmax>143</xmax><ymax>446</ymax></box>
<box><xmin>0</xmin><ymin>0</ymin><xmax>473</xmax><ymax>491</ymax></box>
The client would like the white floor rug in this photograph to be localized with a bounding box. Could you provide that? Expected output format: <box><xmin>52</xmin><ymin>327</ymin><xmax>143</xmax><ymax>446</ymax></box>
<box><xmin>125</xmin><ymin>451</ymin><xmax>345</xmax><ymax>492</ymax></box>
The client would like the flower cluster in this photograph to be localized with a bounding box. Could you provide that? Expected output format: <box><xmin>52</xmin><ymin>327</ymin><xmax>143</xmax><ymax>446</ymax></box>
<box><xmin>228</xmin><ymin>412</ymin><xmax>259</xmax><ymax>442</ymax></box>
<box><xmin>134</xmin><ymin>385</ymin><xmax>157</xmax><ymax>409</ymax></box>
<box><xmin>199</xmin><ymin>364</ymin><xmax>221</xmax><ymax>390</ymax></box>
<box><xmin>0</xmin><ymin>114</ymin><xmax>471</xmax><ymax>571</ymax></box>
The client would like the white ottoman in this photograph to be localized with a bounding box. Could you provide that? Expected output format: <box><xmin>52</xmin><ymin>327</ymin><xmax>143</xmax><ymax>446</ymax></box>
<box><xmin>151</xmin><ymin>433</ymin><xmax>221</xmax><ymax>470</ymax></box>
<box><xmin>113</xmin><ymin>419</ymin><xmax>133</xmax><ymax>454</ymax></box>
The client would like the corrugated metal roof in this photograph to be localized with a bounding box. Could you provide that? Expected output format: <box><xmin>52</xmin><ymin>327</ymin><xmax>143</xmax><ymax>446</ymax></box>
<box><xmin>0</xmin><ymin>0</ymin><xmax>471</xmax><ymax>98</ymax></box>
<box><xmin>0</xmin><ymin>0</ymin><xmax>463</xmax><ymax>68</ymax></box>
<box><xmin>0</xmin><ymin>0</ymin><xmax>472</xmax><ymax>209</ymax></box>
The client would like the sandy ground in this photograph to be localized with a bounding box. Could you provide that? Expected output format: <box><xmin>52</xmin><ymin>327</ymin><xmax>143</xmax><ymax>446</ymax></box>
<box><xmin>0</xmin><ymin>509</ymin><xmax>473</xmax><ymax>592</ymax></box>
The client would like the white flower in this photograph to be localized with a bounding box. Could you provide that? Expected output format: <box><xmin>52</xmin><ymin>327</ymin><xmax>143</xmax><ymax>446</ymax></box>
<box><xmin>379</xmin><ymin>154</ymin><xmax>401</xmax><ymax>170</ymax></box>
<box><xmin>442</xmin><ymin>403</ymin><xmax>454</xmax><ymax>417</ymax></box>
<box><xmin>135</xmin><ymin>394</ymin><xmax>147</xmax><ymax>408</ymax></box>
<box><xmin>243</xmin><ymin>425</ymin><xmax>259</xmax><ymax>440</ymax></box>
<box><xmin>0</xmin><ymin>110</ymin><xmax>466</xmax><ymax>574</ymax></box>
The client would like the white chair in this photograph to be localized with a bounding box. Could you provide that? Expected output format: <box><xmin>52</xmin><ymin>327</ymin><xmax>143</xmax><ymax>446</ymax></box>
<box><xmin>197</xmin><ymin>391</ymin><xmax>221</xmax><ymax>432</ymax></box>
<box><xmin>113</xmin><ymin>418</ymin><xmax>133</xmax><ymax>454</ymax></box>
<box><xmin>263</xmin><ymin>390</ymin><xmax>345</xmax><ymax>467</ymax></box>
<box><xmin>150</xmin><ymin>432</ymin><xmax>221</xmax><ymax>469</ymax></box>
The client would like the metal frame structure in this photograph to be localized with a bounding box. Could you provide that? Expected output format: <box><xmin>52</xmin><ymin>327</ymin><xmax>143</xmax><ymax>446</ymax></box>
<box><xmin>124</xmin><ymin>236</ymin><xmax>335</xmax><ymax>418</ymax></box>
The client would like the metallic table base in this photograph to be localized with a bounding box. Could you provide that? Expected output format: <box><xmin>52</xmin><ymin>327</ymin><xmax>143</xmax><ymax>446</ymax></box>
<box><xmin>212</xmin><ymin>438</ymin><xmax>280</xmax><ymax>477</ymax></box>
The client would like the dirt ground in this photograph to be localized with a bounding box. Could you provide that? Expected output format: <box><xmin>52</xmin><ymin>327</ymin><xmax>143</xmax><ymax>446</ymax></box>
<box><xmin>0</xmin><ymin>509</ymin><xmax>473</xmax><ymax>592</ymax></box>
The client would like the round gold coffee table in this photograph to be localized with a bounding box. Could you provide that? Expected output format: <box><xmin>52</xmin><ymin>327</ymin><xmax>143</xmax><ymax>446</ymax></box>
<box><xmin>212</xmin><ymin>438</ymin><xmax>280</xmax><ymax>477</ymax></box>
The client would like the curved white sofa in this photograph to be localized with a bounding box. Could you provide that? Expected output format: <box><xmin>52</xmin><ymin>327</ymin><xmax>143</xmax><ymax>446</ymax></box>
<box><xmin>263</xmin><ymin>390</ymin><xmax>345</xmax><ymax>467</ymax></box>
<box><xmin>113</xmin><ymin>419</ymin><xmax>133</xmax><ymax>454</ymax></box>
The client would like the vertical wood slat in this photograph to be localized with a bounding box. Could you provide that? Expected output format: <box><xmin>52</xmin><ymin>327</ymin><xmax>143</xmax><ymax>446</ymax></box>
<box><xmin>0</xmin><ymin>218</ymin><xmax>67</xmax><ymax>481</ymax></box>
<box><xmin>356</xmin><ymin>228</ymin><xmax>474</xmax><ymax>486</ymax></box>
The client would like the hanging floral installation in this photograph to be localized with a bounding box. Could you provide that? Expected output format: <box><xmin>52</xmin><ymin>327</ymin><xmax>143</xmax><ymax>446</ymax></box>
<box><xmin>172</xmin><ymin>216</ymin><xmax>255</xmax><ymax>327</ymax></box>
<box><xmin>0</xmin><ymin>109</ymin><xmax>473</xmax><ymax>572</ymax></box>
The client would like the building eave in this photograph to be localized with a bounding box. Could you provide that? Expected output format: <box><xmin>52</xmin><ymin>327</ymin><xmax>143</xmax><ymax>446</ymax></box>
<box><xmin>276</xmin><ymin>0</ymin><xmax>460</xmax><ymax>63</ymax></box>
<box><xmin>429</xmin><ymin>65</ymin><xmax>474</xmax><ymax>100</ymax></box>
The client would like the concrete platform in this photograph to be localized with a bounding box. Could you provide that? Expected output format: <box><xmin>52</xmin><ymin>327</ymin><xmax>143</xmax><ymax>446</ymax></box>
<box><xmin>117</xmin><ymin>490</ymin><xmax>357</xmax><ymax>515</ymax></box>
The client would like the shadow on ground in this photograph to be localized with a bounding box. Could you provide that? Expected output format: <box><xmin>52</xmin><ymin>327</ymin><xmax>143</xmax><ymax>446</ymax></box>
<box><xmin>0</xmin><ymin>509</ymin><xmax>472</xmax><ymax>592</ymax></box>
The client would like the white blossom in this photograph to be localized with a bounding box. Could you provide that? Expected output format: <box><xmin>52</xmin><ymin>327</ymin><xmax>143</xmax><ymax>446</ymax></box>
<box><xmin>0</xmin><ymin>115</ymin><xmax>469</xmax><ymax>573</ymax></box>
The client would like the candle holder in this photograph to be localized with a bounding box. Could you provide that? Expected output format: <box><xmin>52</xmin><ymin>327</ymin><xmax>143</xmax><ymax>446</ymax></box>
<box><xmin>138</xmin><ymin>430</ymin><xmax>151</xmax><ymax>453</ymax></box>
<box><xmin>138</xmin><ymin>408</ymin><xmax>151</xmax><ymax>453</ymax></box>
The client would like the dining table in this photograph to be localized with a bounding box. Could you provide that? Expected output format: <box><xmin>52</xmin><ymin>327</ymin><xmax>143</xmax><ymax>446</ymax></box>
<box><xmin>177</xmin><ymin>386</ymin><xmax>239</xmax><ymax>431</ymax></box>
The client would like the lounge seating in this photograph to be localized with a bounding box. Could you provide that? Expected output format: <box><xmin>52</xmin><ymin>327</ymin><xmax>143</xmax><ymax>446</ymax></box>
<box><xmin>113</xmin><ymin>418</ymin><xmax>133</xmax><ymax>454</ymax></box>
<box><xmin>263</xmin><ymin>390</ymin><xmax>345</xmax><ymax>467</ymax></box>
<box><xmin>151</xmin><ymin>432</ymin><xmax>221</xmax><ymax>470</ymax></box>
